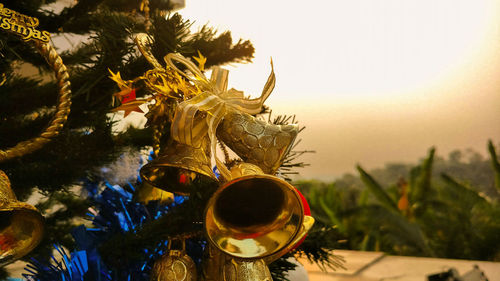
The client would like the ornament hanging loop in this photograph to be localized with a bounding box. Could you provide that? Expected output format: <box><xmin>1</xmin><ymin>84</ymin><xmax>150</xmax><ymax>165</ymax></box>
<box><xmin>150</xmin><ymin>237</ymin><xmax>197</xmax><ymax>281</ymax></box>
<box><xmin>167</xmin><ymin>237</ymin><xmax>186</xmax><ymax>253</ymax></box>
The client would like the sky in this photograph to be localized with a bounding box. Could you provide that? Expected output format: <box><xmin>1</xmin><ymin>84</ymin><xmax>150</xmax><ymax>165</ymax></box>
<box><xmin>175</xmin><ymin>0</ymin><xmax>500</xmax><ymax>180</ymax></box>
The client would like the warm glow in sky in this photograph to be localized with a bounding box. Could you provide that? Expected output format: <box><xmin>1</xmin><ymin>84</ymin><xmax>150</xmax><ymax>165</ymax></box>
<box><xmin>177</xmin><ymin>0</ymin><xmax>500</xmax><ymax>180</ymax></box>
<box><xmin>182</xmin><ymin>0</ymin><xmax>493</xmax><ymax>98</ymax></box>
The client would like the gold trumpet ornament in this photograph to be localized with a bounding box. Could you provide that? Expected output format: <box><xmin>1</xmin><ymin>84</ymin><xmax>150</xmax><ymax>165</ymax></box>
<box><xmin>0</xmin><ymin>171</ymin><xmax>44</xmax><ymax>266</ymax></box>
<box><xmin>203</xmin><ymin>162</ymin><xmax>314</xmax><ymax>281</ymax></box>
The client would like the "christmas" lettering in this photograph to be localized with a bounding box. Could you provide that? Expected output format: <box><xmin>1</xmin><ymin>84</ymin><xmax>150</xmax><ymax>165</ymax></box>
<box><xmin>0</xmin><ymin>3</ymin><xmax>50</xmax><ymax>43</ymax></box>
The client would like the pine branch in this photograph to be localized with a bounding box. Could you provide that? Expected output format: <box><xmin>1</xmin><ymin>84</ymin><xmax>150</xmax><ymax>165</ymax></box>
<box><xmin>97</xmin><ymin>179</ymin><xmax>218</xmax><ymax>269</ymax></box>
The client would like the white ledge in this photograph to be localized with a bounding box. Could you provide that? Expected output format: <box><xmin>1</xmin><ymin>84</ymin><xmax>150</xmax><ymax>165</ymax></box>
<box><xmin>299</xmin><ymin>250</ymin><xmax>500</xmax><ymax>281</ymax></box>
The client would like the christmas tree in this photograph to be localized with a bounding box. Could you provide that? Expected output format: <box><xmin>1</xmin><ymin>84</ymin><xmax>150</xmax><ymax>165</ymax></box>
<box><xmin>0</xmin><ymin>1</ymin><xmax>341</xmax><ymax>280</ymax></box>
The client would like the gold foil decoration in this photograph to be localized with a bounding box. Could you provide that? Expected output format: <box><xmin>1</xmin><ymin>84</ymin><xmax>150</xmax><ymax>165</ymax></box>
<box><xmin>140</xmin><ymin>137</ymin><xmax>216</xmax><ymax>195</ymax></box>
<box><xmin>217</xmin><ymin>111</ymin><xmax>299</xmax><ymax>175</ymax></box>
<box><xmin>0</xmin><ymin>170</ymin><xmax>44</xmax><ymax>266</ymax></box>
<box><xmin>132</xmin><ymin>34</ymin><xmax>201</xmax><ymax>100</ymax></box>
<box><xmin>150</xmin><ymin>239</ymin><xmax>197</xmax><ymax>281</ymax></box>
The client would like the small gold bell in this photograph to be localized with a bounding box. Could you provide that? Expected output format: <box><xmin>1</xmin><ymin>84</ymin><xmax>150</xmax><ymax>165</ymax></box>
<box><xmin>0</xmin><ymin>170</ymin><xmax>44</xmax><ymax>266</ymax></box>
<box><xmin>150</xmin><ymin>239</ymin><xmax>197</xmax><ymax>281</ymax></box>
<box><xmin>140</xmin><ymin>137</ymin><xmax>217</xmax><ymax>196</ymax></box>
<box><xmin>217</xmin><ymin>111</ymin><xmax>299</xmax><ymax>175</ymax></box>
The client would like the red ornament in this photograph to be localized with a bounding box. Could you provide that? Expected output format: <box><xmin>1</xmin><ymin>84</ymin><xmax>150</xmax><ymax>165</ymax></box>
<box><xmin>297</xmin><ymin>188</ymin><xmax>311</xmax><ymax>217</ymax></box>
<box><xmin>0</xmin><ymin>233</ymin><xmax>17</xmax><ymax>251</ymax></box>
<box><xmin>122</xmin><ymin>88</ymin><xmax>136</xmax><ymax>103</ymax></box>
<box><xmin>292</xmin><ymin>188</ymin><xmax>311</xmax><ymax>250</ymax></box>
<box><xmin>178</xmin><ymin>173</ymin><xmax>188</xmax><ymax>184</ymax></box>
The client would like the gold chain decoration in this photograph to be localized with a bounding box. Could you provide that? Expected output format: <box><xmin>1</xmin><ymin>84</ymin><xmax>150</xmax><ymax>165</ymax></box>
<box><xmin>140</xmin><ymin>0</ymin><xmax>151</xmax><ymax>32</ymax></box>
<box><xmin>0</xmin><ymin>4</ymin><xmax>71</xmax><ymax>162</ymax></box>
<box><xmin>152</xmin><ymin>123</ymin><xmax>164</xmax><ymax>156</ymax></box>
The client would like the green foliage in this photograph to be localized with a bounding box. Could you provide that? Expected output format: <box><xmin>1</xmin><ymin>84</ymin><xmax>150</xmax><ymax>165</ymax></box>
<box><xmin>488</xmin><ymin>139</ymin><xmax>500</xmax><ymax>192</ymax></box>
<box><xmin>0</xmin><ymin>267</ymin><xmax>7</xmax><ymax>281</ymax></box>
<box><xmin>427</xmin><ymin>173</ymin><xmax>500</xmax><ymax>260</ymax></box>
<box><xmin>296</xmin><ymin>221</ymin><xmax>346</xmax><ymax>271</ymax></box>
<box><xmin>268</xmin><ymin>255</ymin><xmax>297</xmax><ymax>281</ymax></box>
<box><xmin>303</xmin><ymin>143</ymin><xmax>500</xmax><ymax>261</ymax></box>
<box><xmin>410</xmin><ymin>147</ymin><xmax>434</xmax><ymax>204</ymax></box>
<box><xmin>357</xmin><ymin>165</ymin><xmax>398</xmax><ymax>212</ymax></box>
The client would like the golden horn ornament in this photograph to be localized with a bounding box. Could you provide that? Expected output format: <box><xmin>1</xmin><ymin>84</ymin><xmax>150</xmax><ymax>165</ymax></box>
<box><xmin>140</xmin><ymin>136</ymin><xmax>217</xmax><ymax>196</ymax></box>
<box><xmin>0</xmin><ymin>170</ymin><xmax>44</xmax><ymax>266</ymax></box>
<box><xmin>217</xmin><ymin>111</ymin><xmax>299</xmax><ymax>175</ymax></box>
<box><xmin>203</xmin><ymin>163</ymin><xmax>314</xmax><ymax>281</ymax></box>
<box><xmin>150</xmin><ymin>239</ymin><xmax>197</xmax><ymax>281</ymax></box>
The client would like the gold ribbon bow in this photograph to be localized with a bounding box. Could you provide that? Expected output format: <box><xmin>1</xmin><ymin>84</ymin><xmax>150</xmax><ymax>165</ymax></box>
<box><xmin>164</xmin><ymin>53</ymin><xmax>276</xmax><ymax>180</ymax></box>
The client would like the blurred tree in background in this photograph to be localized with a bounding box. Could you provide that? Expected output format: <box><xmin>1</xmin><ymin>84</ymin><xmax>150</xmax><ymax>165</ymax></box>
<box><xmin>301</xmin><ymin>140</ymin><xmax>500</xmax><ymax>261</ymax></box>
<box><xmin>334</xmin><ymin>145</ymin><xmax>498</xmax><ymax>199</ymax></box>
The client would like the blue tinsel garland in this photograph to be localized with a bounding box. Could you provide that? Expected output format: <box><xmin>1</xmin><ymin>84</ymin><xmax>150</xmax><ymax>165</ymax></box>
<box><xmin>22</xmin><ymin>155</ymin><xmax>192</xmax><ymax>281</ymax></box>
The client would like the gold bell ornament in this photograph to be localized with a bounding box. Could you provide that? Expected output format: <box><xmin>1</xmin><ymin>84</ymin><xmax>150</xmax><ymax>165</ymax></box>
<box><xmin>118</xmin><ymin>38</ymin><xmax>218</xmax><ymax>196</ymax></box>
<box><xmin>140</xmin><ymin>136</ymin><xmax>217</xmax><ymax>196</ymax></box>
<box><xmin>203</xmin><ymin>163</ymin><xmax>315</xmax><ymax>281</ymax></box>
<box><xmin>134</xmin><ymin>180</ymin><xmax>174</xmax><ymax>205</ymax></box>
<box><xmin>150</xmin><ymin>239</ymin><xmax>197</xmax><ymax>281</ymax></box>
<box><xmin>0</xmin><ymin>170</ymin><xmax>44</xmax><ymax>266</ymax></box>
<box><xmin>217</xmin><ymin>111</ymin><xmax>299</xmax><ymax>175</ymax></box>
